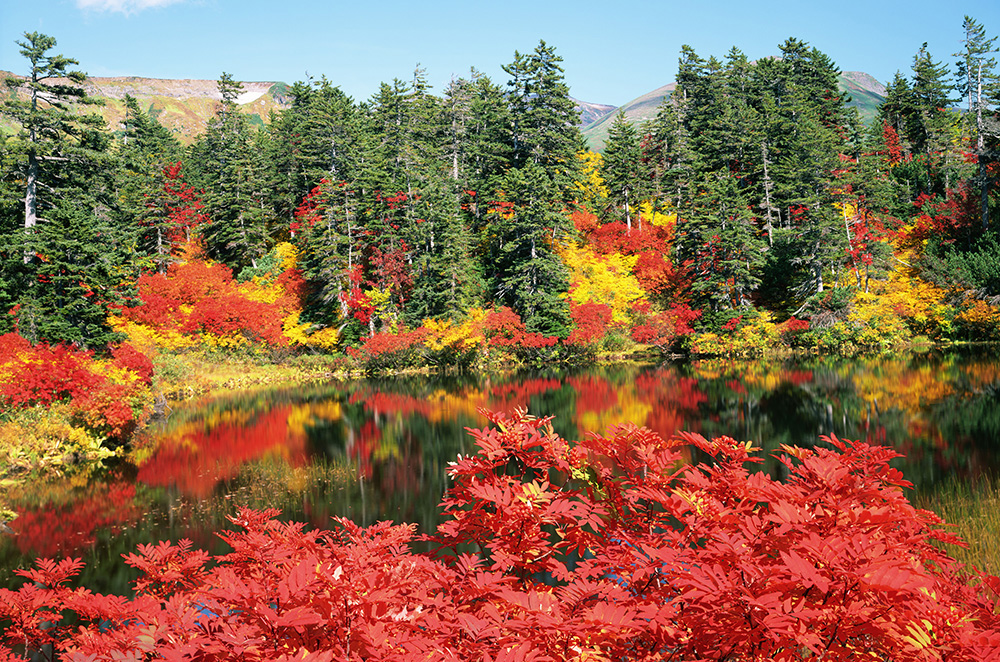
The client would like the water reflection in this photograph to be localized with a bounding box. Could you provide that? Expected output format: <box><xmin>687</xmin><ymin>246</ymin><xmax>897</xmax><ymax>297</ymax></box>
<box><xmin>3</xmin><ymin>350</ymin><xmax>999</xmax><ymax>595</ymax></box>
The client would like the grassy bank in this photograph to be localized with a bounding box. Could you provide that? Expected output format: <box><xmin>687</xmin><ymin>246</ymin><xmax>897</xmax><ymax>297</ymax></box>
<box><xmin>916</xmin><ymin>476</ymin><xmax>1000</xmax><ymax>577</ymax></box>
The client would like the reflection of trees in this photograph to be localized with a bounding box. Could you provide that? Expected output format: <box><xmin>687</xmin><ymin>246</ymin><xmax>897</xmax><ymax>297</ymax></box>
<box><xmin>5</xmin><ymin>353</ymin><xmax>1000</xmax><ymax>597</ymax></box>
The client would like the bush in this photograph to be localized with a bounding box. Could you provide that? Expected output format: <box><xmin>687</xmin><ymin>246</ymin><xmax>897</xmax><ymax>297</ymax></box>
<box><xmin>2</xmin><ymin>410</ymin><xmax>997</xmax><ymax>661</ymax></box>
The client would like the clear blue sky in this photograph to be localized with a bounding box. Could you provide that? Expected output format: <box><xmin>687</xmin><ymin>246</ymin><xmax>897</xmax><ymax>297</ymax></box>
<box><xmin>2</xmin><ymin>0</ymin><xmax>999</xmax><ymax>107</ymax></box>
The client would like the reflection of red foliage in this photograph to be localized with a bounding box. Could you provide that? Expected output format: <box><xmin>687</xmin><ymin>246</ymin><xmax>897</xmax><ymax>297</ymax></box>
<box><xmin>136</xmin><ymin>406</ymin><xmax>308</xmax><ymax>498</ymax></box>
<box><xmin>567</xmin><ymin>375</ymin><xmax>617</xmax><ymax>414</ymax></box>
<box><xmin>12</xmin><ymin>483</ymin><xmax>139</xmax><ymax>558</ymax></box>
<box><xmin>487</xmin><ymin>378</ymin><xmax>562</xmax><ymax>412</ymax></box>
<box><xmin>350</xmin><ymin>390</ymin><xmax>434</xmax><ymax>419</ymax></box>
<box><xmin>785</xmin><ymin>370</ymin><xmax>814</xmax><ymax>387</ymax></box>
<box><xmin>636</xmin><ymin>370</ymin><xmax>708</xmax><ymax>439</ymax></box>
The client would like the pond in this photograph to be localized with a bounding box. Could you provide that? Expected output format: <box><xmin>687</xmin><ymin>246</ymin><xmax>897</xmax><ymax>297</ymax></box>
<box><xmin>3</xmin><ymin>349</ymin><xmax>1000</xmax><ymax>595</ymax></box>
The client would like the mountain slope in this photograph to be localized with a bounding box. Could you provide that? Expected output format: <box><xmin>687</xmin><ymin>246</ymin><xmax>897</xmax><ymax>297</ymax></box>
<box><xmin>581</xmin><ymin>71</ymin><xmax>886</xmax><ymax>152</ymax></box>
<box><xmin>1</xmin><ymin>72</ymin><xmax>290</xmax><ymax>143</ymax></box>
<box><xmin>573</xmin><ymin>97</ymin><xmax>617</xmax><ymax>127</ymax></box>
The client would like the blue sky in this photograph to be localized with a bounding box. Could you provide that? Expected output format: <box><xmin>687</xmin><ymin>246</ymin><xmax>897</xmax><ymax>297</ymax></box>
<box><xmin>2</xmin><ymin>0</ymin><xmax>999</xmax><ymax>107</ymax></box>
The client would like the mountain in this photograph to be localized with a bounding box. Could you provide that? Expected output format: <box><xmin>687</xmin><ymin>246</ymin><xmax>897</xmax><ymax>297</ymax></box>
<box><xmin>581</xmin><ymin>83</ymin><xmax>675</xmax><ymax>152</ymax></box>
<box><xmin>1</xmin><ymin>72</ymin><xmax>291</xmax><ymax>143</ymax></box>
<box><xmin>573</xmin><ymin>97</ymin><xmax>617</xmax><ymax>127</ymax></box>
<box><xmin>580</xmin><ymin>71</ymin><xmax>887</xmax><ymax>152</ymax></box>
<box><xmin>2</xmin><ymin>69</ymin><xmax>886</xmax><ymax>150</ymax></box>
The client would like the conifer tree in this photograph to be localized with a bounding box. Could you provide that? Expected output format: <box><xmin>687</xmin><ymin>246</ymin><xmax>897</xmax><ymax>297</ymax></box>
<box><xmin>601</xmin><ymin>111</ymin><xmax>646</xmax><ymax>231</ymax></box>
<box><xmin>954</xmin><ymin>16</ymin><xmax>999</xmax><ymax>227</ymax></box>
<box><xmin>1</xmin><ymin>32</ymin><xmax>127</xmax><ymax>347</ymax></box>
<box><xmin>2</xmin><ymin>32</ymin><xmax>104</xmax><ymax>255</ymax></box>
<box><xmin>191</xmin><ymin>72</ymin><xmax>270</xmax><ymax>269</ymax></box>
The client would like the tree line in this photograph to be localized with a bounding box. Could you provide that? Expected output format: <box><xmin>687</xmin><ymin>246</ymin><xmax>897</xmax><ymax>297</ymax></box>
<box><xmin>2</xmin><ymin>19</ymin><xmax>998</xmax><ymax>352</ymax></box>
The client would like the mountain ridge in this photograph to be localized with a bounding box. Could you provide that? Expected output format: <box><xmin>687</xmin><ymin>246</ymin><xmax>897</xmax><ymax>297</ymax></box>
<box><xmin>580</xmin><ymin>71</ymin><xmax>887</xmax><ymax>151</ymax></box>
<box><xmin>2</xmin><ymin>69</ymin><xmax>887</xmax><ymax>149</ymax></box>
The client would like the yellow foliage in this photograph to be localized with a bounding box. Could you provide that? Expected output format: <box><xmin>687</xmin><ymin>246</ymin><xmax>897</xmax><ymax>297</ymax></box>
<box><xmin>640</xmin><ymin>201</ymin><xmax>677</xmax><ymax>228</ymax></box>
<box><xmin>690</xmin><ymin>312</ymin><xmax>782</xmax><ymax>357</ymax></box>
<box><xmin>282</xmin><ymin>311</ymin><xmax>340</xmax><ymax>349</ymax></box>
<box><xmin>110</xmin><ymin>315</ymin><xmax>197</xmax><ymax>352</ymax></box>
<box><xmin>954</xmin><ymin>295</ymin><xmax>1000</xmax><ymax>339</ymax></box>
<box><xmin>422</xmin><ymin>309</ymin><xmax>487</xmax><ymax>352</ymax></box>
<box><xmin>239</xmin><ymin>278</ymin><xmax>283</xmax><ymax>305</ymax></box>
<box><xmin>576</xmin><ymin>150</ymin><xmax>608</xmax><ymax>212</ymax></box>
<box><xmin>274</xmin><ymin>241</ymin><xmax>298</xmax><ymax>271</ymax></box>
<box><xmin>852</xmin><ymin>242</ymin><xmax>953</xmax><ymax>341</ymax></box>
<box><xmin>561</xmin><ymin>244</ymin><xmax>648</xmax><ymax>325</ymax></box>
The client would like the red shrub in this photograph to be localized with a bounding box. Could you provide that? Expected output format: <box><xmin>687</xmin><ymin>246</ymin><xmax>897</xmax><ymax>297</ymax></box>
<box><xmin>2</xmin><ymin>410</ymin><xmax>997</xmax><ymax>661</ymax></box>
<box><xmin>566</xmin><ymin>302</ymin><xmax>613</xmax><ymax>346</ymax></box>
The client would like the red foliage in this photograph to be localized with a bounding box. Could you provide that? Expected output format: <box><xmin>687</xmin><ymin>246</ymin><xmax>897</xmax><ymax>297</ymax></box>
<box><xmin>159</xmin><ymin>162</ymin><xmax>208</xmax><ymax>242</ymax></box>
<box><xmin>566</xmin><ymin>302</ymin><xmax>612</xmax><ymax>346</ymax></box>
<box><xmin>121</xmin><ymin>257</ymin><xmax>299</xmax><ymax>347</ymax></box>
<box><xmin>349</xmin><ymin>328</ymin><xmax>428</xmax><ymax>372</ymax></box>
<box><xmin>883</xmin><ymin>122</ymin><xmax>905</xmax><ymax>166</ymax></box>
<box><xmin>779</xmin><ymin>316</ymin><xmax>810</xmax><ymax>334</ymax></box>
<box><xmin>183</xmin><ymin>293</ymin><xmax>285</xmax><ymax>345</ymax></box>
<box><xmin>0</xmin><ymin>339</ymin><xmax>101</xmax><ymax>407</ymax></box>
<box><xmin>0</xmin><ymin>333</ymin><xmax>153</xmax><ymax>438</ymax></box>
<box><xmin>4</xmin><ymin>411</ymin><xmax>998</xmax><ymax>661</ymax></box>
<box><xmin>110</xmin><ymin>342</ymin><xmax>155</xmax><ymax>385</ymax></box>
<box><xmin>911</xmin><ymin>187</ymin><xmax>977</xmax><ymax>242</ymax></box>
<box><xmin>481</xmin><ymin>306</ymin><xmax>557</xmax><ymax>349</ymax></box>
<box><xmin>630</xmin><ymin>304</ymin><xmax>701</xmax><ymax>350</ymax></box>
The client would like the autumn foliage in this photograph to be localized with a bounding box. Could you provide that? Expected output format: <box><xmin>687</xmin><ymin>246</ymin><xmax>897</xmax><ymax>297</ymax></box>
<box><xmin>2</xmin><ymin>409</ymin><xmax>998</xmax><ymax>661</ymax></box>
<box><xmin>0</xmin><ymin>333</ymin><xmax>153</xmax><ymax>440</ymax></box>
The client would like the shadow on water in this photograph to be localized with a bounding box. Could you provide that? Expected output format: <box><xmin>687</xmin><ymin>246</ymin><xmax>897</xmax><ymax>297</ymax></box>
<box><xmin>4</xmin><ymin>350</ymin><xmax>1000</xmax><ymax>595</ymax></box>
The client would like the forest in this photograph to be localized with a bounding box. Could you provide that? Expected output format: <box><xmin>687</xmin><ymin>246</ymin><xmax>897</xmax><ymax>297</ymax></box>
<box><xmin>0</xmin><ymin>20</ymin><xmax>998</xmax><ymax>369</ymax></box>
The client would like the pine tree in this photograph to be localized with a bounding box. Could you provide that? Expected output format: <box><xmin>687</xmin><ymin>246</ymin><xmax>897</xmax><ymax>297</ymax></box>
<box><xmin>115</xmin><ymin>95</ymin><xmax>184</xmax><ymax>272</ymax></box>
<box><xmin>2</xmin><ymin>32</ymin><xmax>105</xmax><ymax>256</ymax></box>
<box><xmin>193</xmin><ymin>72</ymin><xmax>271</xmax><ymax>269</ymax></box>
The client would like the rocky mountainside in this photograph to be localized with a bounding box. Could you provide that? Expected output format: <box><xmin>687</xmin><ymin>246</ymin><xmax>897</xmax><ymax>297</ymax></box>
<box><xmin>573</xmin><ymin>97</ymin><xmax>617</xmax><ymax>127</ymax></box>
<box><xmin>1</xmin><ymin>71</ymin><xmax>290</xmax><ymax>143</ymax></box>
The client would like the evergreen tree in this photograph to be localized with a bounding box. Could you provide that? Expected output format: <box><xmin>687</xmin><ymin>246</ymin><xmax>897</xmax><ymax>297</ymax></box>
<box><xmin>601</xmin><ymin>111</ymin><xmax>646</xmax><ymax>231</ymax></box>
<box><xmin>191</xmin><ymin>72</ymin><xmax>270</xmax><ymax>269</ymax></box>
<box><xmin>954</xmin><ymin>16</ymin><xmax>999</xmax><ymax>227</ymax></box>
<box><xmin>2</xmin><ymin>32</ymin><xmax>104</xmax><ymax>254</ymax></box>
<box><xmin>490</xmin><ymin>41</ymin><xmax>583</xmax><ymax>335</ymax></box>
<box><xmin>115</xmin><ymin>94</ymin><xmax>184</xmax><ymax>272</ymax></box>
<box><xmin>1</xmin><ymin>32</ymin><xmax>126</xmax><ymax>347</ymax></box>
<box><xmin>491</xmin><ymin>162</ymin><xmax>572</xmax><ymax>336</ymax></box>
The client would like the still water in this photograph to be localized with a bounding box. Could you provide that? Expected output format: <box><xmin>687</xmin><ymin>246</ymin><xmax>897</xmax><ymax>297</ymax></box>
<box><xmin>3</xmin><ymin>349</ymin><xmax>999</xmax><ymax>594</ymax></box>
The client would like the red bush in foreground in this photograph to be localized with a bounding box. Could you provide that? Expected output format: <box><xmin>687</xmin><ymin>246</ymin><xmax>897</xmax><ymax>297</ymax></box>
<box><xmin>1</xmin><ymin>410</ymin><xmax>998</xmax><ymax>660</ymax></box>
